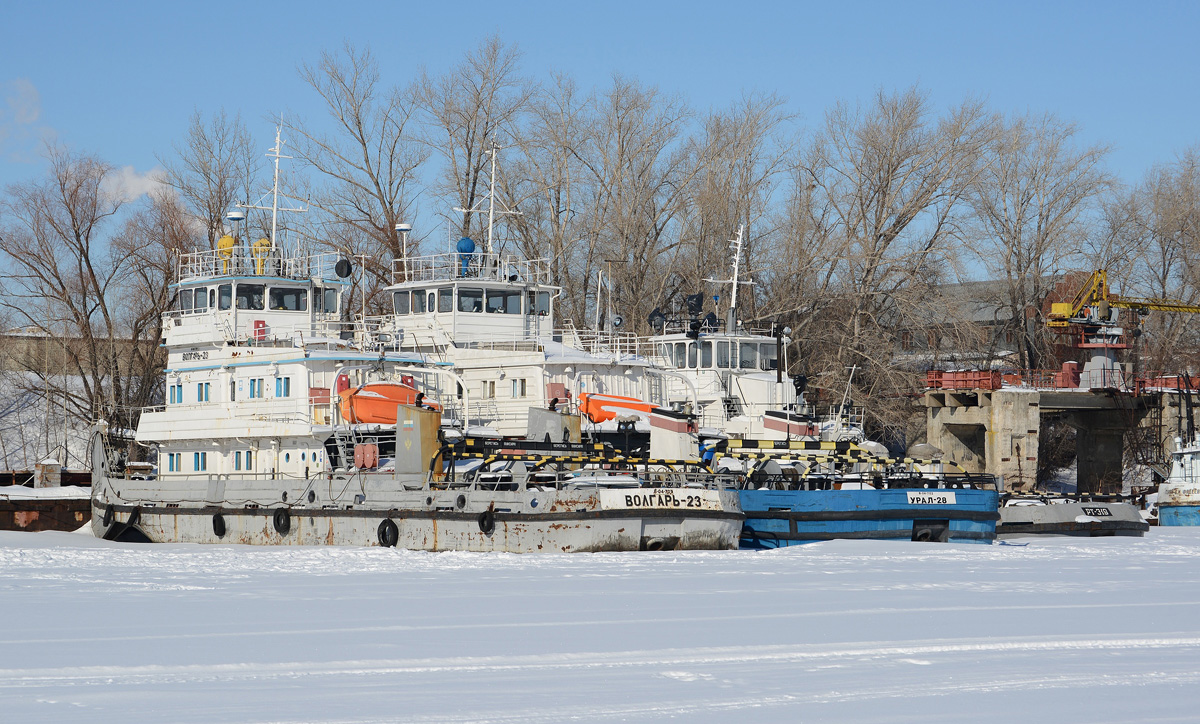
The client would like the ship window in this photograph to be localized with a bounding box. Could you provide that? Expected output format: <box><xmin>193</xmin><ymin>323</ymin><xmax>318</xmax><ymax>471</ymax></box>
<box><xmin>178</xmin><ymin>290</ymin><xmax>193</xmax><ymax>313</ymax></box>
<box><xmin>167</xmin><ymin>453</ymin><xmax>178</xmax><ymax>472</ymax></box>
<box><xmin>209</xmin><ymin>289</ymin><xmax>216</xmax><ymax>308</ymax></box>
<box><xmin>740</xmin><ymin>342</ymin><xmax>758</xmax><ymax>369</ymax></box>
<box><xmin>194</xmin><ymin>288</ymin><xmax>207</xmax><ymax>311</ymax></box>
<box><xmin>197</xmin><ymin>382</ymin><xmax>210</xmax><ymax>402</ymax></box>
<box><xmin>245</xmin><ymin>451</ymin><xmax>252</xmax><ymax>471</ymax></box>
<box><xmin>229</xmin><ymin>379</ymin><xmax>236</xmax><ymax>402</ymax></box>
<box><xmin>535</xmin><ymin>291</ymin><xmax>550</xmax><ymax>316</ymax></box>
<box><xmin>700</xmin><ymin>341</ymin><xmax>713</xmax><ymax>368</ymax></box>
<box><xmin>761</xmin><ymin>343</ymin><xmax>778</xmax><ymax>371</ymax></box>
<box><xmin>486</xmin><ymin>289</ymin><xmax>520</xmax><ymax>314</ymax></box>
<box><xmin>314</xmin><ymin>286</ymin><xmax>325</xmax><ymax>312</ymax></box>
<box><xmin>269</xmin><ymin>287</ymin><xmax>307</xmax><ymax>311</ymax></box>
<box><xmin>234</xmin><ymin>451</ymin><xmax>241</xmax><ymax>471</ymax></box>
<box><xmin>249</xmin><ymin>379</ymin><xmax>264</xmax><ymax>399</ymax></box>
<box><xmin>428</xmin><ymin>292</ymin><xmax>436</xmax><ymax>311</ymax></box>
<box><xmin>194</xmin><ymin>451</ymin><xmax>207</xmax><ymax>471</ymax></box>
<box><xmin>438</xmin><ymin>288</ymin><xmax>453</xmax><ymax>312</ymax></box>
<box><xmin>284</xmin><ymin>453</ymin><xmax>290</xmax><ymax>463</ymax></box>
<box><xmin>218</xmin><ymin>284</ymin><xmax>232</xmax><ymax>310</ymax></box>
<box><xmin>673</xmin><ymin>343</ymin><xmax>686</xmax><ymax>368</ymax></box>
<box><xmin>687</xmin><ymin>342</ymin><xmax>698</xmax><ymax>368</ymax></box>
<box><xmin>276</xmin><ymin>377</ymin><xmax>291</xmax><ymax>397</ymax></box>
<box><xmin>512</xmin><ymin>379</ymin><xmax>527</xmax><ymax>398</ymax></box>
<box><xmin>482</xmin><ymin>380</ymin><xmax>496</xmax><ymax>398</ymax></box>
<box><xmin>459</xmin><ymin>288</ymin><xmax>483</xmax><ymax>313</ymax></box>
<box><xmin>236</xmin><ymin>284</ymin><xmax>264</xmax><ymax>310</ymax></box>
<box><xmin>393</xmin><ymin>290</ymin><xmax>410</xmax><ymax>315</ymax></box>
<box><xmin>412</xmin><ymin>289</ymin><xmax>427</xmax><ymax>313</ymax></box>
<box><xmin>716</xmin><ymin>341</ymin><xmax>731</xmax><ymax>369</ymax></box>
<box><xmin>323</xmin><ymin>288</ymin><xmax>337</xmax><ymax>314</ymax></box>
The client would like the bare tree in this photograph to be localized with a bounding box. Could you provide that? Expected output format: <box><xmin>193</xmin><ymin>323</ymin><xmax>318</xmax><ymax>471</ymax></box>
<box><xmin>0</xmin><ymin>148</ymin><xmax>190</xmax><ymax>452</ymax></box>
<box><xmin>964</xmin><ymin>112</ymin><xmax>1111</xmax><ymax>370</ymax></box>
<box><xmin>160</xmin><ymin>110</ymin><xmax>259</xmax><ymax>249</ymax></box>
<box><xmin>770</xmin><ymin>89</ymin><xmax>995</xmax><ymax>435</ymax></box>
<box><xmin>291</xmin><ymin>43</ymin><xmax>428</xmax><ymax>304</ymax></box>
<box><xmin>1109</xmin><ymin>148</ymin><xmax>1200</xmax><ymax>371</ymax></box>
<box><xmin>413</xmin><ymin>35</ymin><xmax>535</xmax><ymax>242</ymax></box>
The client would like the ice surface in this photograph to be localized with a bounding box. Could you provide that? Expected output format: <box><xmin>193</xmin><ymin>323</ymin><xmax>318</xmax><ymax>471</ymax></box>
<box><xmin>2</xmin><ymin>530</ymin><xmax>1199</xmax><ymax>722</ymax></box>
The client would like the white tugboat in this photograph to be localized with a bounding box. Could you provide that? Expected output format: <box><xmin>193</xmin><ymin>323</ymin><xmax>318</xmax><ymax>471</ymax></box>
<box><xmin>1159</xmin><ymin>434</ymin><xmax>1200</xmax><ymax>526</ymax></box>
<box><xmin>89</xmin><ymin>130</ymin><xmax>743</xmax><ymax>551</ymax></box>
<box><xmin>644</xmin><ymin>227</ymin><xmax>861</xmax><ymax>441</ymax></box>
<box><xmin>378</xmin><ymin>142</ymin><xmax>673</xmax><ymax>441</ymax></box>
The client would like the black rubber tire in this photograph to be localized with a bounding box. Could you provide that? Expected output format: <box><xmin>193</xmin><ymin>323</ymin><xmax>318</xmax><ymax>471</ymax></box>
<box><xmin>478</xmin><ymin>510</ymin><xmax>496</xmax><ymax>536</ymax></box>
<box><xmin>273</xmin><ymin>508</ymin><xmax>291</xmax><ymax>535</ymax></box>
<box><xmin>102</xmin><ymin>504</ymin><xmax>114</xmax><ymax>527</ymax></box>
<box><xmin>377</xmin><ymin>518</ymin><xmax>399</xmax><ymax>547</ymax></box>
<box><xmin>213</xmin><ymin>514</ymin><xmax>226</xmax><ymax>538</ymax></box>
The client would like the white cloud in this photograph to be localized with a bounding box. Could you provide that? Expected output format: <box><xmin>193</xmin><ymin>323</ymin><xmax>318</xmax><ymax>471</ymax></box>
<box><xmin>102</xmin><ymin>165</ymin><xmax>167</xmax><ymax>202</ymax></box>
<box><xmin>1</xmin><ymin>78</ymin><xmax>54</xmax><ymax>163</ymax></box>
<box><xmin>5</xmin><ymin>79</ymin><xmax>41</xmax><ymax>124</ymax></box>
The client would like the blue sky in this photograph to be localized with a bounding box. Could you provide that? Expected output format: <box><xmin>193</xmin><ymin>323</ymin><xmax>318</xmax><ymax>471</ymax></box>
<box><xmin>2</xmin><ymin>0</ymin><xmax>1198</xmax><ymax>196</ymax></box>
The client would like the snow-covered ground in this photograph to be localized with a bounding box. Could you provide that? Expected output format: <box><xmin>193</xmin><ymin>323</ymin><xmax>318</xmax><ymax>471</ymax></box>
<box><xmin>2</xmin><ymin>531</ymin><xmax>1199</xmax><ymax>723</ymax></box>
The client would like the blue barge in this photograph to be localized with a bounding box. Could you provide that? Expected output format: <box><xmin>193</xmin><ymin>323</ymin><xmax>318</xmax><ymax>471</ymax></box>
<box><xmin>739</xmin><ymin>487</ymin><xmax>1000</xmax><ymax>547</ymax></box>
<box><xmin>702</xmin><ymin>438</ymin><xmax>1000</xmax><ymax>547</ymax></box>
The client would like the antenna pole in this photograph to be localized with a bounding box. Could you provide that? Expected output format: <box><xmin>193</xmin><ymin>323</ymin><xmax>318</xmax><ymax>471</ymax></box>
<box><xmin>486</xmin><ymin>141</ymin><xmax>497</xmax><ymax>256</ymax></box>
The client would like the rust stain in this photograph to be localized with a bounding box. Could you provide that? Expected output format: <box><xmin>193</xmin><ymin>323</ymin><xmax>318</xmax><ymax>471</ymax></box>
<box><xmin>13</xmin><ymin>511</ymin><xmax>39</xmax><ymax>528</ymax></box>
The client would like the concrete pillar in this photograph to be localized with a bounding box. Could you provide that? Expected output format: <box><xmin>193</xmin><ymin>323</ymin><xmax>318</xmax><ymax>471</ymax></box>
<box><xmin>985</xmin><ymin>388</ymin><xmax>1040</xmax><ymax>492</ymax></box>
<box><xmin>926</xmin><ymin>388</ymin><xmax>1040</xmax><ymax>491</ymax></box>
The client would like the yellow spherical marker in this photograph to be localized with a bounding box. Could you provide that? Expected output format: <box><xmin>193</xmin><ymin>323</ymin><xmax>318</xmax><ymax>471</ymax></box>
<box><xmin>252</xmin><ymin>238</ymin><xmax>271</xmax><ymax>275</ymax></box>
<box><xmin>217</xmin><ymin>235</ymin><xmax>236</xmax><ymax>273</ymax></box>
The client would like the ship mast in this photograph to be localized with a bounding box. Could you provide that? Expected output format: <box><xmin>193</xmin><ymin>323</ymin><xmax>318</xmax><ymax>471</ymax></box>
<box><xmin>453</xmin><ymin>140</ymin><xmax>521</xmax><ymax>263</ymax></box>
<box><xmin>239</xmin><ymin>120</ymin><xmax>304</xmax><ymax>255</ymax></box>
<box><xmin>704</xmin><ymin>225</ymin><xmax>754</xmax><ymax>330</ymax></box>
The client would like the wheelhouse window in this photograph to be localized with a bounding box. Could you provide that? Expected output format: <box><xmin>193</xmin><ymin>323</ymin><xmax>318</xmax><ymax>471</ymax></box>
<box><xmin>672</xmin><ymin>342</ymin><xmax>686</xmax><ymax>369</ymax></box>
<box><xmin>393</xmin><ymin>290</ymin><xmax>410</xmax><ymax>315</ymax></box>
<box><xmin>315</xmin><ymin>287</ymin><xmax>338</xmax><ymax>314</ymax></box>
<box><xmin>178</xmin><ymin>290</ymin><xmax>193</xmax><ymax>313</ymax></box>
<box><xmin>486</xmin><ymin>289</ymin><xmax>520</xmax><ymax>314</ymax></box>
<box><xmin>236</xmin><ymin>284</ymin><xmax>264</xmax><ymax>310</ymax></box>
<box><xmin>411</xmin><ymin>289</ymin><xmax>427</xmax><ymax>314</ymax></box>
<box><xmin>458</xmin><ymin>287</ymin><xmax>483</xmax><ymax>313</ymax></box>
<box><xmin>269</xmin><ymin>287</ymin><xmax>307</xmax><ymax>311</ymax></box>
<box><xmin>716</xmin><ymin>341</ymin><xmax>732</xmax><ymax>369</ymax></box>
<box><xmin>527</xmin><ymin>290</ymin><xmax>551</xmax><ymax>316</ymax></box>
<box><xmin>760</xmin><ymin>343</ymin><xmax>779</xmax><ymax>371</ymax></box>
<box><xmin>687</xmin><ymin>342</ymin><xmax>698</xmax><ymax>369</ymax></box>
<box><xmin>700</xmin><ymin>341</ymin><xmax>713</xmax><ymax>368</ymax></box>
<box><xmin>739</xmin><ymin>342</ymin><xmax>758</xmax><ymax>369</ymax></box>
<box><xmin>438</xmin><ymin>288</ymin><xmax>453</xmax><ymax>312</ymax></box>
<box><xmin>218</xmin><ymin>284</ymin><xmax>232</xmax><ymax>310</ymax></box>
<box><xmin>193</xmin><ymin>287</ymin><xmax>207</xmax><ymax>311</ymax></box>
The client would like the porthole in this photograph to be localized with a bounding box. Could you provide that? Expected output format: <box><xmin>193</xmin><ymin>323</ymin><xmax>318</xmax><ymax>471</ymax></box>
<box><xmin>284</xmin><ymin>453</ymin><xmax>290</xmax><ymax>463</ymax></box>
<box><xmin>301</xmin><ymin>452</ymin><xmax>306</xmax><ymax>461</ymax></box>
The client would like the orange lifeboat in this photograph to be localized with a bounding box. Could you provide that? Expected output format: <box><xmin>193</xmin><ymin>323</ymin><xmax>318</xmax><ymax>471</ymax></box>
<box><xmin>577</xmin><ymin>393</ymin><xmax>656</xmax><ymax>424</ymax></box>
<box><xmin>338</xmin><ymin>377</ymin><xmax>441</xmax><ymax>424</ymax></box>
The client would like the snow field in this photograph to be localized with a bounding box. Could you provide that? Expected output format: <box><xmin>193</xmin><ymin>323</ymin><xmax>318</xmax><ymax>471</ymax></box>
<box><xmin>1</xmin><ymin>530</ymin><xmax>1199</xmax><ymax>722</ymax></box>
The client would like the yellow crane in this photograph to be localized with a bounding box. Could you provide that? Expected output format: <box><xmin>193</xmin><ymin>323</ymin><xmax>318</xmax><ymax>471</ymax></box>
<box><xmin>1047</xmin><ymin>270</ymin><xmax>1200</xmax><ymax>328</ymax></box>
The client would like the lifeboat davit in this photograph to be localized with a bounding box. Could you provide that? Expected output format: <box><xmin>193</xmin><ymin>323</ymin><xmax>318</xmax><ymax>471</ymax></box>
<box><xmin>338</xmin><ymin>377</ymin><xmax>441</xmax><ymax>424</ymax></box>
<box><xmin>577</xmin><ymin>393</ymin><xmax>656</xmax><ymax>424</ymax></box>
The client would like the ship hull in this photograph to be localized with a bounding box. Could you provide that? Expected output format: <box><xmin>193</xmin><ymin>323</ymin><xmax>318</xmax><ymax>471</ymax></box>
<box><xmin>737</xmin><ymin>488</ymin><xmax>999</xmax><ymax>547</ymax></box>
<box><xmin>91</xmin><ymin>479</ymin><xmax>742</xmax><ymax>552</ymax></box>
<box><xmin>1158</xmin><ymin>504</ymin><xmax>1200</xmax><ymax>526</ymax></box>
<box><xmin>998</xmin><ymin>500</ymin><xmax>1149</xmax><ymax>537</ymax></box>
